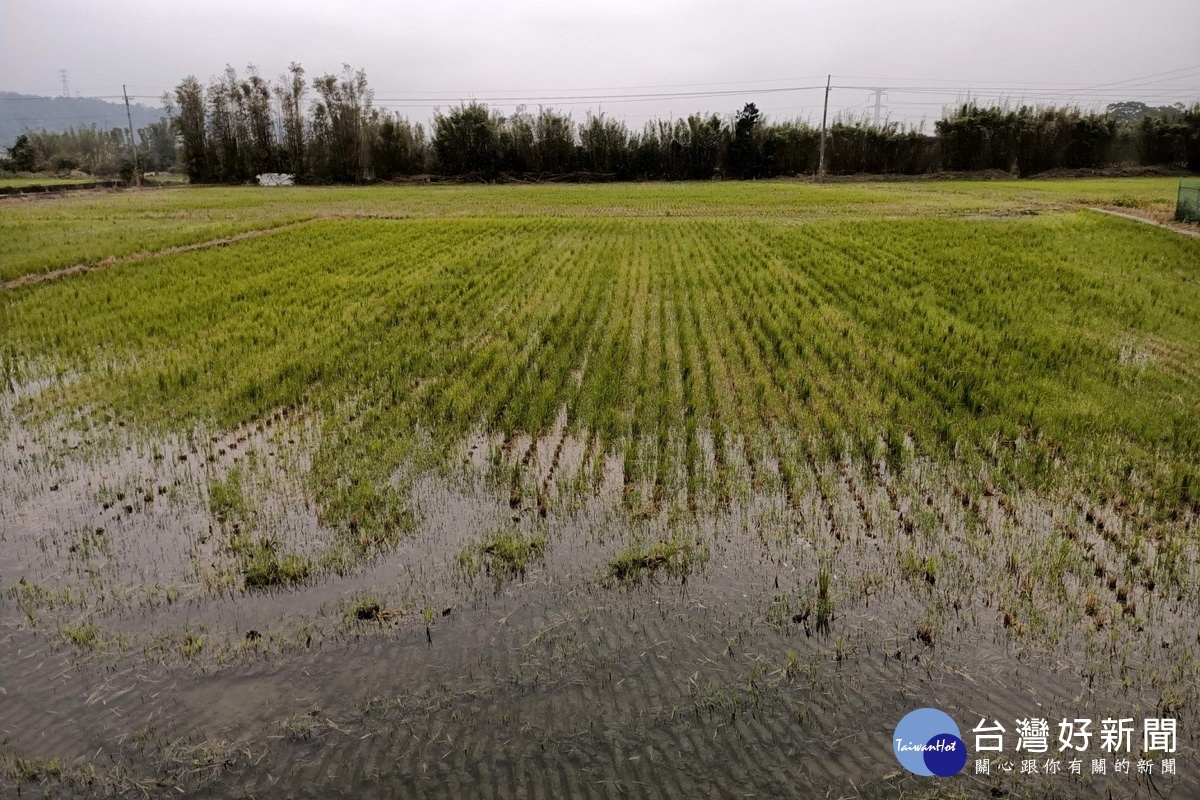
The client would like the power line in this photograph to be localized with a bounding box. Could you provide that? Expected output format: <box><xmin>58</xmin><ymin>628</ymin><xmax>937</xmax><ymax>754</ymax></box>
<box><xmin>3</xmin><ymin>70</ymin><xmax>1198</xmax><ymax>107</ymax></box>
<box><xmin>831</xmin><ymin>63</ymin><xmax>1200</xmax><ymax>90</ymax></box>
<box><xmin>1075</xmin><ymin>63</ymin><xmax>1200</xmax><ymax>92</ymax></box>
<box><xmin>832</xmin><ymin>84</ymin><xmax>1195</xmax><ymax>96</ymax></box>
<box><xmin>0</xmin><ymin>96</ymin><xmax>135</xmax><ymax>102</ymax></box>
<box><xmin>3</xmin><ymin>66</ymin><xmax>1196</xmax><ymax>132</ymax></box>
<box><xmin>371</xmin><ymin>75</ymin><xmax>832</xmax><ymax>95</ymax></box>
<box><xmin>4</xmin><ymin>116</ymin><xmax>132</xmax><ymax>122</ymax></box>
<box><xmin>373</xmin><ymin>84</ymin><xmax>828</xmax><ymax>105</ymax></box>
<box><xmin>43</xmin><ymin>63</ymin><xmax>1197</xmax><ymax>100</ymax></box>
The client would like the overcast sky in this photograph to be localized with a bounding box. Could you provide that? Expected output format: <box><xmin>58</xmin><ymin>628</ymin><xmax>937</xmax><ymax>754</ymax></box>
<box><xmin>2</xmin><ymin>0</ymin><xmax>1198</xmax><ymax>127</ymax></box>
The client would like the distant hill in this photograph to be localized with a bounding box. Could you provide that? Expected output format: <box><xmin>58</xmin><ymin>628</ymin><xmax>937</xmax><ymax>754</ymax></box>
<box><xmin>0</xmin><ymin>91</ymin><xmax>166</xmax><ymax>147</ymax></box>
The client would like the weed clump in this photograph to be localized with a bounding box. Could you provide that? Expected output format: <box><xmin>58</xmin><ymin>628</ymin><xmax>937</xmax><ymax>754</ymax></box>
<box><xmin>766</xmin><ymin>562</ymin><xmax>835</xmax><ymax>635</ymax></box>
<box><xmin>915</xmin><ymin>625</ymin><xmax>935</xmax><ymax>647</ymax></box>
<box><xmin>815</xmin><ymin>563</ymin><xmax>834</xmax><ymax>634</ymax></box>
<box><xmin>900</xmin><ymin>548</ymin><xmax>939</xmax><ymax>587</ymax></box>
<box><xmin>208</xmin><ymin>467</ymin><xmax>310</xmax><ymax>589</ymax></box>
<box><xmin>459</xmin><ymin>529</ymin><xmax>547</xmax><ymax>583</ymax></box>
<box><xmin>345</xmin><ymin>596</ymin><xmax>398</xmax><ymax>622</ymax></box>
<box><xmin>181</xmin><ymin>632</ymin><xmax>205</xmax><ymax>659</ymax></box>
<box><xmin>7</xmin><ymin>755</ymin><xmax>64</xmax><ymax>783</ymax></box>
<box><xmin>208</xmin><ymin>466</ymin><xmax>250</xmax><ymax>523</ymax></box>
<box><xmin>239</xmin><ymin>539</ymin><xmax>311</xmax><ymax>589</ymax></box>
<box><xmin>353</xmin><ymin>600</ymin><xmax>382</xmax><ymax>620</ymax></box>
<box><xmin>280</xmin><ymin>710</ymin><xmax>320</xmax><ymax>741</ymax></box>
<box><xmin>605</xmin><ymin>535</ymin><xmax>707</xmax><ymax>586</ymax></box>
<box><xmin>60</xmin><ymin>619</ymin><xmax>100</xmax><ymax>649</ymax></box>
<box><xmin>1111</xmin><ymin>195</ymin><xmax>1150</xmax><ymax>210</ymax></box>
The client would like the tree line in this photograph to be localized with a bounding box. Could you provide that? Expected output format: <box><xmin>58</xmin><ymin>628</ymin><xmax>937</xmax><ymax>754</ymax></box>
<box><xmin>3</xmin><ymin>119</ymin><xmax>175</xmax><ymax>179</ymax></box>
<box><xmin>166</xmin><ymin>65</ymin><xmax>1199</xmax><ymax>181</ymax></box>
<box><xmin>5</xmin><ymin>63</ymin><xmax>1199</xmax><ymax>181</ymax></box>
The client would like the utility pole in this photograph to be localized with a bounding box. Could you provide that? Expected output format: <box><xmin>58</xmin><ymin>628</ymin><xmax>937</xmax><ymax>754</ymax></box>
<box><xmin>59</xmin><ymin>69</ymin><xmax>70</xmax><ymax>98</ymax></box>
<box><xmin>122</xmin><ymin>85</ymin><xmax>140</xmax><ymax>186</ymax></box>
<box><xmin>818</xmin><ymin>74</ymin><xmax>831</xmax><ymax>179</ymax></box>
<box><xmin>869</xmin><ymin>88</ymin><xmax>888</xmax><ymax>127</ymax></box>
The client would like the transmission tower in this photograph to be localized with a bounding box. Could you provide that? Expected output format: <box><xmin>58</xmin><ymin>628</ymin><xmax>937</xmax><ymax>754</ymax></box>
<box><xmin>59</xmin><ymin>69</ymin><xmax>70</xmax><ymax>97</ymax></box>
<box><xmin>868</xmin><ymin>88</ymin><xmax>888</xmax><ymax>127</ymax></box>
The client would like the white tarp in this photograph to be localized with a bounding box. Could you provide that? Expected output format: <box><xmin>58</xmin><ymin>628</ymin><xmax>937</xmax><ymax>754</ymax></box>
<box><xmin>257</xmin><ymin>173</ymin><xmax>295</xmax><ymax>186</ymax></box>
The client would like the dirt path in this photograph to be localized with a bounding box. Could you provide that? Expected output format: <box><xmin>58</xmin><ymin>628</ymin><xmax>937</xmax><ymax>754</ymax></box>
<box><xmin>7</xmin><ymin>206</ymin><xmax>1194</xmax><ymax>295</ymax></box>
<box><xmin>1</xmin><ymin>218</ymin><xmax>317</xmax><ymax>292</ymax></box>
<box><xmin>1087</xmin><ymin>206</ymin><xmax>1200</xmax><ymax>238</ymax></box>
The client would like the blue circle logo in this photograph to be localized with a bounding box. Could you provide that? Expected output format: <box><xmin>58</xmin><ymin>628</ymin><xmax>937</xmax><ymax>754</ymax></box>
<box><xmin>893</xmin><ymin>708</ymin><xmax>967</xmax><ymax>777</ymax></box>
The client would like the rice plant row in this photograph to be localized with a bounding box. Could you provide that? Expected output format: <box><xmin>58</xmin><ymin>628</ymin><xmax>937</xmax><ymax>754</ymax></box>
<box><xmin>5</xmin><ymin>206</ymin><xmax>1197</xmax><ymax>577</ymax></box>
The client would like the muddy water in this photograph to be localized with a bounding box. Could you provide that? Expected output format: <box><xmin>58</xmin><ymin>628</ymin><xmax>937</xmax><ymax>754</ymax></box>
<box><xmin>1</xmin><ymin>403</ymin><xmax>1197</xmax><ymax>797</ymax></box>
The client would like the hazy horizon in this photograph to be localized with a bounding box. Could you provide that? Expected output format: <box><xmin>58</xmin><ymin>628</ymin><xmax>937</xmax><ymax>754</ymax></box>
<box><xmin>2</xmin><ymin>0</ymin><xmax>1199</xmax><ymax>128</ymax></box>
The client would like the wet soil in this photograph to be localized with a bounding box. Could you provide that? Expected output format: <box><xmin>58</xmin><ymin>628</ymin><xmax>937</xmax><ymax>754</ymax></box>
<box><xmin>1</xmin><ymin>397</ymin><xmax>1197</xmax><ymax>798</ymax></box>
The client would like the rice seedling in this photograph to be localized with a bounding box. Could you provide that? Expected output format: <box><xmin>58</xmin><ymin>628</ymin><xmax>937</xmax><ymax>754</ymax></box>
<box><xmin>2</xmin><ymin>177</ymin><xmax>1198</xmax><ymax>798</ymax></box>
<box><xmin>240</xmin><ymin>543</ymin><xmax>311</xmax><ymax>589</ymax></box>
<box><xmin>59</xmin><ymin>619</ymin><xmax>100</xmax><ymax>649</ymax></box>
<box><xmin>458</xmin><ymin>528</ymin><xmax>547</xmax><ymax>583</ymax></box>
<box><xmin>605</xmin><ymin>534</ymin><xmax>708</xmax><ymax>586</ymax></box>
<box><xmin>5</xmin><ymin>755</ymin><xmax>64</xmax><ymax>783</ymax></box>
<box><xmin>181</xmin><ymin>631</ymin><xmax>205</xmax><ymax>659</ymax></box>
<box><xmin>815</xmin><ymin>561</ymin><xmax>834</xmax><ymax>635</ymax></box>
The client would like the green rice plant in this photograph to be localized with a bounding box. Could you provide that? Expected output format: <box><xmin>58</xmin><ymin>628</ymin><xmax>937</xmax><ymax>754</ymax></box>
<box><xmin>181</xmin><ymin>631</ymin><xmax>205</xmax><ymax>659</ymax></box>
<box><xmin>60</xmin><ymin>619</ymin><xmax>100</xmax><ymax>649</ymax></box>
<box><xmin>459</xmin><ymin>529</ymin><xmax>547</xmax><ymax>583</ymax></box>
<box><xmin>815</xmin><ymin>562</ymin><xmax>835</xmax><ymax>635</ymax></box>
<box><xmin>239</xmin><ymin>539</ymin><xmax>311</xmax><ymax>589</ymax></box>
<box><xmin>900</xmin><ymin>548</ymin><xmax>940</xmax><ymax>587</ymax></box>
<box><xmin>208</xmin><ymin>466</ymin><xmax>250</xmax><ymax>523</ymax></box>
<box><xmin>4</xmin><ymin>178</ymin><xmax>1199</xmax><ymax>625</ymax></box>
<box><xmin>605</xmin><ymin>534</ymin><xmax>708</xmax><ymax>586</ymax></box>
<box><xmin>6</xmin><ymin>755</ymin><xmax>65</xmax><ymax>783</ymax></box>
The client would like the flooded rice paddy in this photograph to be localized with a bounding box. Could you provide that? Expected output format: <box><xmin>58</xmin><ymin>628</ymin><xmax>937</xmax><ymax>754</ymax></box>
<box><xmin>2</xmin><ymin>386</ymin><xmax>1197</xmax><ymax>798</ymax></box>
<box><xmin>3</xmin><ymin>181</ymin><xmax>1199</xmax><ymax>798</ymax></box>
